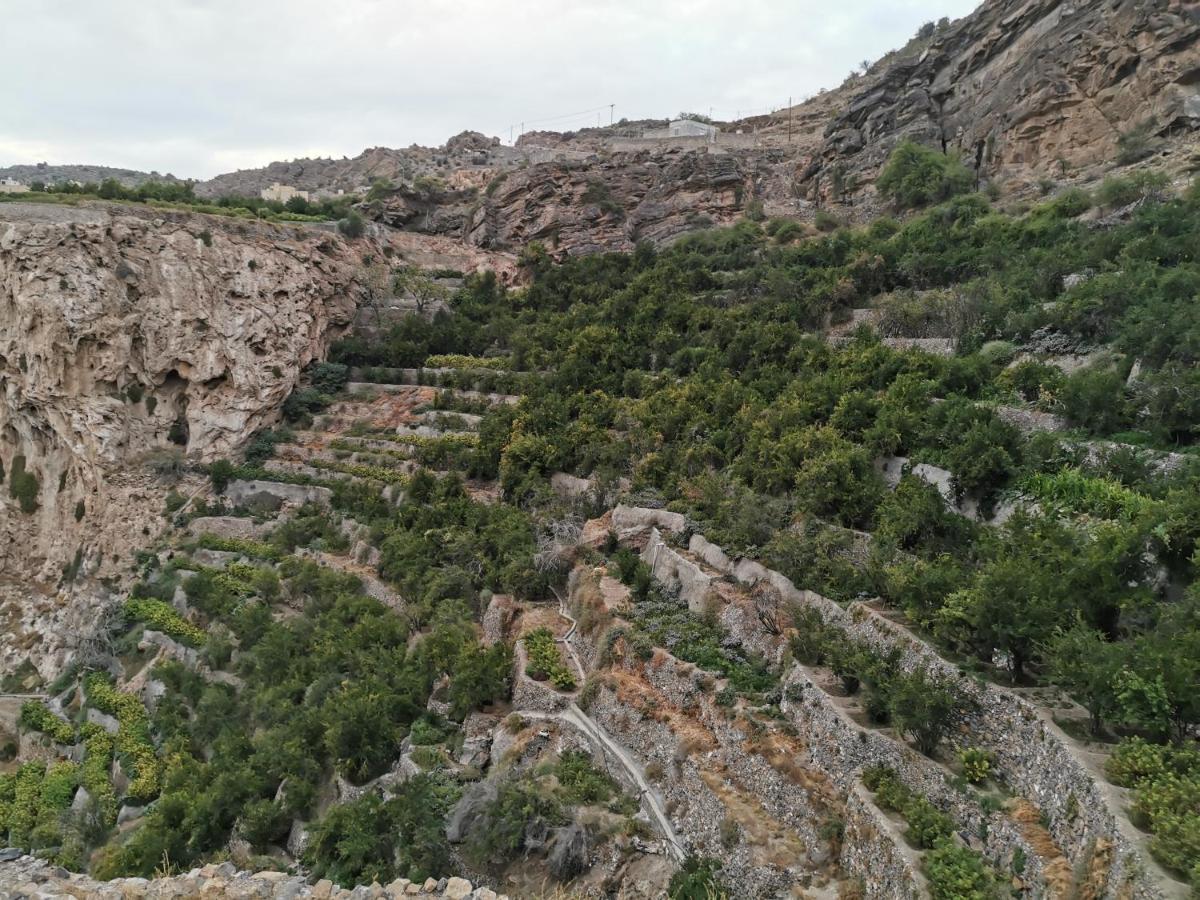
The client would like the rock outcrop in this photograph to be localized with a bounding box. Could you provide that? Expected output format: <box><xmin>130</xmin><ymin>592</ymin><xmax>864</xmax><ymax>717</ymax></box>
<box><xmin>370</xmin><ymin>148</ymin><xmax>791</xmax><ymax>256</ymax></box>
<box><xmin>0</xmin><ymin>201</ymin><xmax>369</xmax><ymax>676</ymax></box>
<box><xmin>799</xmin><ymin>0</ymin><xmax>1200</xmax><ymax>198</ymax></box>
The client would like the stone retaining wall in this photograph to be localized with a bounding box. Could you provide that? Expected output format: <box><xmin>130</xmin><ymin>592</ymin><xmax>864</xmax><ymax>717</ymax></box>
<box><xmin>586</xmin><ymin>652</ymin><xmax>837</xmax><ymax>899</ymax></box>
<box><xmin>510</xmin><ymin>643</ymin><xmax>572</xmax><ymax>713</ymax></box>
<box><xmin>225</xmin><ymin>479</ymin><xmax>333</xmax><ymax>508</ymax></box>
<box><xmin>0</xmin><ymin>857</ymin><xmax>505</xmax><ymax>900</ymax></box>
<box><xmin>631</xmin><ymin>514</ymin><xmax>1170</xmax><ymax>899</ymax></box>
<box><xmin>840</xmin><ymin>786</ymin><xmax>927</xmax><ymax>900</ymax></box>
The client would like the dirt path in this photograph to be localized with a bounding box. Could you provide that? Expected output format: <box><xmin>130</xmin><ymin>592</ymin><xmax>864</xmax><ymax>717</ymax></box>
<box><xmin>550</xmin><ymin>586</ymin><xmax>587</xmax><ymax>689</ymax></box>
<box><xmin>521</xmin><ymin>704</ymin><xmax>687</xmax><ymax>863</ymax></box>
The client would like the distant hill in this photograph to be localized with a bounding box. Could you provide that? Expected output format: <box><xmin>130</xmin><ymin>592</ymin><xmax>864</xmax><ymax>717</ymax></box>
<box><xmin>0</xmin><ymin>163</ymin><xmax>182</xmax><ymax>187</ymax></box>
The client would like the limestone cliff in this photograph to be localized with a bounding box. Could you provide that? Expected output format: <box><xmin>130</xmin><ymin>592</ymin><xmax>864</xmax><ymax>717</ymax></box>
<box><xmin>0</xmin><ymin>201</ymin><xmax>369</xmax><ymax>676</ymax></box>
<box><xmin>798</xmin><ymin>0</ymin><xmax>1200</xmax><ymax>198</ymax></box>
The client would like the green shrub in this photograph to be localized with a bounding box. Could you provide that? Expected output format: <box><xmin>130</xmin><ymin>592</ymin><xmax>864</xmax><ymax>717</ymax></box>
<box><xmin>1106</xmin><ymin>738</ymin><xmax>1200</xmax><ymax>881</ymax></box>
<box><xmin>123</xmin><ymin>597</ymin><xmax>207</xmax><ymax>646</ymax></box>
<box><xmin>424</xmin><ymin>354</ymin><xmax>509</xmax><ymax>371</ymax></box>
<box><xmin>669</xmin><ymin>856</ymin><xmax>728</xmax><ymax>899</ymax></box>
<box><xmin>309</xmin><ymin>458</ymin><xmax>409</xmax><ymax>484</ymax></box>
<box><xmin>923</xmin><ymin>840</ymin><xmax>997</xmax><ymax>899</ymax></box>
<box><xmin>83</xmin><ymin>674</ymin><xmax>160</xmax><ymax>800</ymax></box>
<box><xmin>1116</xmin><ymin>122</ymin><xmax>1163</xmax><ymax>166</ymax></box>
<box><xmin>814</xmin><ymin>209</ymin><xmax>841</xmax><ymax>232</ymax></box>
<box><xmin>8</xmin><ymin>455</ymin><xmax>39</xmax><ymax>513</ymax></box>
<box><xmin>523</xmin><ymin>627</ymin><xmax>575</xmax><ymax>690</ymax></box>
<box><xmin>195</xmin><ymin>533</ymin><xmax>283</xmax><ymax>561</ymax></box>
<box><xmin>1020</xmin><ymin>469</ymin><xmax>1151</xmax><ymax>522</ymax></box>
<box><xmin>209</xmin><ymin>459</ymin><xmax>235</xmax><ymax>494</ymax></box>
<box><xmin>887</xmin><ymin>666</ymin><xmax>970</xmax><ymax>756</ymax></box>
<box><xmin>960</xmin><ymin>748</ymin><xmax>994</xmax><ymax>784</ymax></box>
<box><xmin>79</xmin><ymin>724</ymin><xmax>118</xmax><ymax>827</ymax></box>
<box><xmin>904</xmin><ymin>796</ymin><xmax>955</xmax><ymax>849</ymax></box>
<box><xmin>554</xmin><ymin>749</ymin><xmax>618</xmax><ymax>805</ymax></box>
<box><xmin>1096</xmin><ymin>170</ymin><xmax>1168</xmax><ymax>208</ymax></box>
<box><xmin>18</xmin><ymin>701</ymin><xmax>75</xmax><ymax>744</ymax></box>
<box><xmin>338</xmin><ymin>211</ymin><xmax>366</xmax><ymax>238</ymax></box>
<box><xmin>877</xmin><ymin>141</ymin><xmax>974</xmax><ymax>209</ymax></box>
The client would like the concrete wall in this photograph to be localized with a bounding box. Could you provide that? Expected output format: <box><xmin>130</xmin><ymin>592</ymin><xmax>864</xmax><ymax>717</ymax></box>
<box><xmin>608</xmin><ymin>133</ymin><xmax>759</xmax><ymax>153</ymax></box>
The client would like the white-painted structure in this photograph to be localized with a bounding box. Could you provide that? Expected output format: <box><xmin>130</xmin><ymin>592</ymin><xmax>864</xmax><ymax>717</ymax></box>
<box><xmin>260</xmin><ymin>182</ymin><xmax>310</xmax><ymax>203</ymax></box>
<box><xmin>0</xmin><ymin>178</ymin><xmax>30</xmax><ymax>194</ymax></box>
<box><xmin>641</xmin><ymin>118</ymin><xmax>720</xmax><ymax>141</ymax></box>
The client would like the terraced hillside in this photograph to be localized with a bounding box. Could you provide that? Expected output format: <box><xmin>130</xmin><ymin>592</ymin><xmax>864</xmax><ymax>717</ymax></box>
<box><xmin>3</xmin><ymin>156</ymin><xmax>1200</xmax><ymax>899</ymax></box>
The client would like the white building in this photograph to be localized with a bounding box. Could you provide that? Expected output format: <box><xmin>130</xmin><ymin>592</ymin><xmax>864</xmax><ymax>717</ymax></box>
<box><xmin>640</xmin><ymin>118</ymin><xmax>720</xmax><ymax>142</ymax></box>
<box><xmin>0</xmin><ymin>178</ymin><xmax>30</xmax><ymax>194</ymax></box>
<box><xmin>667</xmin><ymin>118</ymin><xmax>719</xmax><ymax>138</ymax></box>
<box><xmin>260</xmin><ymin>183</ymin><xmax>310</xmax><ymax>203</ymax></box>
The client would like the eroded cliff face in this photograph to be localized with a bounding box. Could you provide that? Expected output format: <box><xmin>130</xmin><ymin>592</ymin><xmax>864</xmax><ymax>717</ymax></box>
<box><xmin>801</xmin><ymin>0</ymin><xmax>1200</xmax><ymax>195</ymax></box>
<box><xmin>0</xmin><ymin>202</ymin><xmax>368</xmax><ymax>676</ymax></box>
<box><xmin>370</xmin><ymin>149</ymin><xmax>795</xmax><ymax>256</ymax></box>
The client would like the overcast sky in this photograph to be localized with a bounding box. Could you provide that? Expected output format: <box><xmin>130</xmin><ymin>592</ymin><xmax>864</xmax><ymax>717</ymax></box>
<box><xmin>1</xmin><ymin>0</ymin><xmax>979</xmax><ymax>180</ymax></box>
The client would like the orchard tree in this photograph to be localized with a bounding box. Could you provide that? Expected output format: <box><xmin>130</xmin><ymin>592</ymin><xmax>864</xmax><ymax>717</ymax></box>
<box><xmin>1046</xmin><ymin>624</ymin><xmax>1124</xmax><ymax>735</ymax></box>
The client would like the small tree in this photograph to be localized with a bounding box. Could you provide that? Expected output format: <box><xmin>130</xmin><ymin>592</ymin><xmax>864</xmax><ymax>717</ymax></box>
<box><xmin>393</xmin><ymin>266</ymin><xmax>450</xmax><ymax>315</ymax></box>
<box><xmin>1046</xmin><ymin>624</ymin><xmax>1124</xmax><ymax>735</ymax></box>
<box><xmin>209</xmin><ymin>459</ymin><xmax>235</xmax><ymax>495</ymax></box>
<box><xmin>8</xmin><ymin>455</ymin><xmax>39</xmax><ymax>513</ymax></box>
<box><xmin>888</xmin><ymin>666</ymin><xmax>970</xmax><ymax>756</ymax></box>
<box><xmin>338</xmin><ymin>210</ymin><xmax>366</xmax><ymax>238</ymax></box>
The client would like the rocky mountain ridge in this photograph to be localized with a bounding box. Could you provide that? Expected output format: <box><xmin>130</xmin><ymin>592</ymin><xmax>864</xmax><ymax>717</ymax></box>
<box><xmin>0</xmin><ymin>164</ymin><xmax>184</xmax><ymax>188</ymax></box>
<box><xmin>358</xmin><ymin>0</ymin><xmax>1200</xmax><ymax>254</ymax></box>
<box><xmin>795</xmin><ymin>0</ymin><xmax>1200</xmax><ymax>200</ymax></box>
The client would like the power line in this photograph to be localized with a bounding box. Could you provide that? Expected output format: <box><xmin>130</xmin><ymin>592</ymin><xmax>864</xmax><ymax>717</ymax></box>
<box><xmin>501</xmin><ymin>103</ymin><xmax>616</xmax><ymax>142</ymax></box>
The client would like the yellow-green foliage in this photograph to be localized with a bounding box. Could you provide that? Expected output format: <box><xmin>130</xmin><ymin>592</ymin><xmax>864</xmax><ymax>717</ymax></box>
<box><xmin>0</xmin><ymin>772</ymin><xmax>12</xmax><ymax>839</ymax></box>
<box><xmin>195</xmin><ymin>533</ymin><xmax>282</xmax><ymax>561</ymax></box>
<box><xmin>80</xmin><ymin>724</ymin><xmax>118</xmax><ymax>826</ymax></box>
<box><xmin>84</xmin><ymin>674</ymin><xmax>160</xmax><ymax>801</ymax></box>
<box><xmin>205</xmin><ymin>561</ymin><xmax>267</xmax><ymax>598</ymax></box>
<box><xmin>424</xmin><ymin>354</ymin><xmax>509</xmax><ymax>370</ymax></box>
<box><xmin>309</xmin><ymin>458</ymin><xmax>409</xmax><ymax>484</ymax></box>
<box><xmin>38</xmin><ymin>761</ymin><xmax>79</xmax><ymax>818</ymax></box>
<box><xmin>19</xmin><ymin>700</ymin><xmax>76</xmax><ymax>744</ymax></box>
<box><xmin>5</xmin><ymin>763</ymin><xmax>45</xmax><ymax>846</ymax></box>
<box><xmin>0</xmin><ymin>761</ymin><xmax>76</xmax><ymax>849</ymax></box>
<box><xmin>1021</xmin><ymin>469</ymin><xmax>1153</xmax><ymax>522</ymax></box>
<box><xmin>124</xmin><ymin>597</ymin><xmax>207</xmax><ymax>646</ymax></box>
<box><xmin>1107</xmin><ymin>738</ymin><xmax>1200</xmax><ymax>884</ymax></box>
<box><xmin>332</xmin><ymin>433</ymin><xmax>478</xmax><ymax>450</ymax></box>
<box><xmin>959</xmin><ymin>747</ymin><xmax>993</xmax><ymax>784</ymax></box>
<box><xmin>524</xmin><ymin>627</ymin><xmax>576</xmax><ymax>690</ymax></box>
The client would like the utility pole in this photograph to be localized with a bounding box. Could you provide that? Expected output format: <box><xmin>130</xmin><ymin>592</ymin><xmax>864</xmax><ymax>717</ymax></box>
<box><xmin>610</xmin><ymin>103</ymin><xmax>615</xmax><ymax>126</ymax></box>
<box><xmin>509</xmin><ymin>124</ymin><xmax>514</xmax><ymax>145</ymax></box>
<box><xmin>788</xmin><ymin>96</ymin><xmax>792</xmax><ymax>143</ymax></box>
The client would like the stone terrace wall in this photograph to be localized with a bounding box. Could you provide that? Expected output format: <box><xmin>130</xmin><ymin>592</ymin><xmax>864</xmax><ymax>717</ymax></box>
<box><xmin>783</xmin><ymin>664</ymin><xmax>1061</xmax><ymax>898</ymax></box>
<box><xmin>0</xmin><ymin>856</ymin><xmax>504</xmax><ymax>899</ymax></box>
<box><xmin>631</xmin><ymin>515</ymin><xmax>1170</xmax><ymax>899</ymax></box>
<box><xmin>587</xmin><ymin>651</ymin><xmax>839</xmax><ymax>898</ymax></box>
<box><xmin>840</xmin><ymin>787</ymin><xmax>927</xmax><ymax>900</ymax></box>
